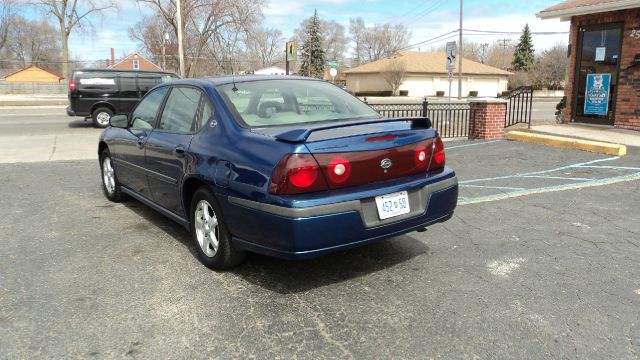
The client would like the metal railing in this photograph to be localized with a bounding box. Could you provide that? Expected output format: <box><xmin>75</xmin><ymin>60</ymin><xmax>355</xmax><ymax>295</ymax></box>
<box><xmin>501</xmin><ymin>86</ymin><xmax>533</xmax><ymax>128</ymax></box>
<box><xmin>367</xmin><ymin>100</ymin><xmax>470</xmax><ymax>138</ymax></box>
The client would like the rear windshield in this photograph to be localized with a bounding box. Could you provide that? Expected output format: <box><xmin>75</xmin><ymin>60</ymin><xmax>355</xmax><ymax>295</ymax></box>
<box><xmin>217</xmin><ymin>79</ymin><xmax>379</xmax><ymax>127</ymax></box>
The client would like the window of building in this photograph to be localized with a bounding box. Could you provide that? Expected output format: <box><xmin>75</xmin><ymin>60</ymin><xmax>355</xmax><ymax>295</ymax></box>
<box><xmin>133</xmin><ymin>59</ymin><xmax>140</xmax><ymax>70</ymax></box>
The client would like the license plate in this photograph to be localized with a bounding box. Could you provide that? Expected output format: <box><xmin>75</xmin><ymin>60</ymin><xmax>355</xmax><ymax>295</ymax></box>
<box><xmin>375</xmin><ymin>191</ymin><xmax>410</xmax><ymax>220</ymax></box>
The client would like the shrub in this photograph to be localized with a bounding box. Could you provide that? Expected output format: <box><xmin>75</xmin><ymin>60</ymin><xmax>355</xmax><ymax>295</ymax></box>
<box><xmin>469</xmin><ymin>91</ymin><xmax>478</xmax><ymax>97</ymax></box>
<box><xmin>399</xmin><ymin>90</ymin><xmax>409</xmax><ymax>96</ymax></box>
<box><xmin>436</xmin><ymin>91</ymin><xmax>445</xmax><ymax>97</ymax></box>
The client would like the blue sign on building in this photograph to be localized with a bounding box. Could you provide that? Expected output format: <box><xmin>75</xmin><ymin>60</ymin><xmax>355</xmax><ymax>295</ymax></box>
<box><xmin>584</xmin><ymin>73</ymin><xmax>611</xmax><ymax>116</ymax></box>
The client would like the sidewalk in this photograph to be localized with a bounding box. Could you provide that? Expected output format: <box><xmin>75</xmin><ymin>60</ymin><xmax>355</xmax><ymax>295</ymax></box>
<box><xmin>0</xmin><ymin>94</ymin><xmax>67</xmax><ymax>106</ymax></box>
<box><xmin>526</xmin><ymin>123</ymin><xmax>640</xmax><ymax>147</ymax></box>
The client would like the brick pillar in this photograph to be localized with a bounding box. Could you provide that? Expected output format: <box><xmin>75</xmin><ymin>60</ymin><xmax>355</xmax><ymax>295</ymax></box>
<box><xmin>468</xmin><ymin>99</ymin><xmax>507</xmax><ymax>140</ymax></box>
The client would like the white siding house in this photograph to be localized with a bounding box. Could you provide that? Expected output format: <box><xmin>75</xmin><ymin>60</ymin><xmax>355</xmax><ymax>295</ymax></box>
<box><xmin>254</xmin><ymin>66</ymin><xmax>287</xmax><ymax>75</ymax></box>
<box><xmin>344</xmin><ymin>52</ymin><xmax>511</xmax><ymax>97</ymax></box>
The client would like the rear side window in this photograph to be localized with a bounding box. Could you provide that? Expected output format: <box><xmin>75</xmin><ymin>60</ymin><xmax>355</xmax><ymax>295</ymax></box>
<box><xmin>130</xmin><ymin>87</ymin><xmax>169</xmax><ymax>129</ymax></box>
<box><xmin>119</xmin><ymin>74</ymin><xmax>137</xmax><ymax>97</ymax></box>
<box><xmin>138</xmin><ymin>76</ymin><xmax>161</xmax><ymax>95</ymax></box>
<box><xmin>76</xmin><ymin>72</ymin><xmax>117</xmax><ymax>93</ymax></box>
<box><xmin>158</xmin><ymin>87</ymin><xmax>202</xmax><ymax>133</ymax></box>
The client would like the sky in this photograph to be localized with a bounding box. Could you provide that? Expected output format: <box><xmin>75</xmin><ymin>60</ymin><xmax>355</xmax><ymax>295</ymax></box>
<box><xmin>38</xmin><ymin>0</ymin><xmax>569</xmax><ymax>63</ymax></box>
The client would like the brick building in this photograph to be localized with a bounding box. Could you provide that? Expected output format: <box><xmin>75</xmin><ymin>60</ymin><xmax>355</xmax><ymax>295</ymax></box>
<box><xmin>110</xmin><ymin>52</ymin><xmax>162</xmax><ymax>71</ymax></box>
<box><xmin>538</xmin><ymin>0</ymin><xmax>640</xmax><ymax>131</ymax></box>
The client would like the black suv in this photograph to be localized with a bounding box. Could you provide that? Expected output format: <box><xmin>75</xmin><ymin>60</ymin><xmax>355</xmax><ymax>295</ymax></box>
<box><xmin>66</xmin><ymin>69</ymin><xmax>180</xmax><ymax>127</ymax></box>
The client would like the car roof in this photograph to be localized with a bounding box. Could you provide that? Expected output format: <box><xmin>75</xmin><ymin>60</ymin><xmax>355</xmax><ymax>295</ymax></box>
<box><xmin>73</xmin><ymin>68</ymin><xmax>178</xmax><ymax>76</ymax></box>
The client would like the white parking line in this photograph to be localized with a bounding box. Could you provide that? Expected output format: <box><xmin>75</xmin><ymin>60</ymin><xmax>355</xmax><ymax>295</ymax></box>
<box><xmin>459</xmin><ymin>171</ymin><xmax>640</xmax><ymax>205</ymax></box>
<box><xmin>446</xmin><ymin>140</ymin><xmax>501</xmax><ymax>150</ymax></box>
<box><xmin>457</xmin><ymin>155</ymin><xmax>640</xmax><ymax>205</ymax></box>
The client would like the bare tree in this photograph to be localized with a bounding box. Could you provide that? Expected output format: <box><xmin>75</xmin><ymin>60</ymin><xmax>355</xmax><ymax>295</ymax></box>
<box><xmin>128</xmin><ymin>14</ymin><xmax>178</xmax><ymax>72</ymax></box>
<box><xmin>7</xmin><ymin>15</ymin><xmax>61</xmax><ymax>69</ymax></box>
<box><xmin>0</xmin><ymin>0</ymin><xmax>15</xmax><ymax>53</ymax></box>
<box><xmin>360</xmin><ymin>23</ymin><xmax>410</xmax><ymax>63</ymax></box>
<box><xmin>137</xmin><ymin>0</ymin><xmax>264</xmax><ymax>77</ymax></box>
<box><xmin>348</xmin><ymin>17</ymin><xmax>365</xmax><ymax>67</ymax></box>
<box><xmin>247</xmin><ymin>27</ymin><xmax>283</xmax><ymax>68</ymax></box>
<box><xmin>534</xmin><ymin>43</ymin><xmax>567</xmax><ymax>90</ymax></box>
<box><xmin>381</xmin><ymin>58</ymin><xmax>406</xmax><ymax>96</ymax></box>
<box><xmin>485</xmin><ymin>40</ymin><xmax>515</xmax><ymax>70</ymax></box>
<box><xmin>31</xmin><ymin>0</ymin><xmax>117</xmax><ymax>79</ymax></box>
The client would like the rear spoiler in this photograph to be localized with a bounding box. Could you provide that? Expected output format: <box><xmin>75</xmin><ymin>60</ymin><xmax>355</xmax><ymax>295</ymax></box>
<box><xmin>274</xmin><ymin>117</ymin><xmax>432</xmax><ymax>143</ymax></box>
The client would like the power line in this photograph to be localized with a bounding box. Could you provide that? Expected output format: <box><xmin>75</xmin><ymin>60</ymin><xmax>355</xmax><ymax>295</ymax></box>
<box><xmin>381</xmin><ymin>0</ymin><xmax>441</xmax><ymax>26</ymax></box>
<box><xmin>398</xmin><ymin>29</ymin><xmax>459</xmax><ymax>52</ymax></box>
<box><xmin>464</xmin><ymin>29</ymin><xmax>569</xmax><ymax>35</ymax></box>
<box><xmin>401</xmin><ymin>0</ymin><xmax>449</xmax><ymax>27</ymax></box>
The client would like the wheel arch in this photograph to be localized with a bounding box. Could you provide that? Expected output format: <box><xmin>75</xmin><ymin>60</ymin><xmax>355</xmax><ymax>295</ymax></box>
<box><xmin>182</xmin><ymin>176</ymin><xmax>210</xmax><ymax>222</ymax></box>
<box><xmin>98</xmin><ymin>141</ymin><xmax>108</xmax><ymax>158</ymax></box>
<box><xmin>91</xmin><ymin>102</ymin><xmax>116</xmax><ymax>116</ymax></box>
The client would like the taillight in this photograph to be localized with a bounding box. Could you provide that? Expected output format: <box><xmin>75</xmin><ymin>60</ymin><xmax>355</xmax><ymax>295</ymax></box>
<box><xmin>269</xmin><ymin>154</ymin><xmax>329</xmax><ymax>195</ymax></box>
<box><xmin>69</xmin><ymin>79</ymin><xmax>75</xmax><ymax>90</ymax></box>
<box><xmin>428</xmin><ymin>137</ymin><xmax>445</xmax><ymax>171</ymax></box>
<box><xmin>414</xmin><ymin>147</ymin><xmax>429</xmax><ymax>169</ymax></box>
<box><xmin>327</xmin><ymin>157</ymin><xmax>352</xmax><ymax>184</ymax></box>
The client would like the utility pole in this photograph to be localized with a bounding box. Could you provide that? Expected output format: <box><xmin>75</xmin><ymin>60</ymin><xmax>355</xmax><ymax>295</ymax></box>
<box><xmin>479</xmin><ymin>43</ymin><xmax>489</xmax><ymax>64</ymax></box>
<box><xmin>162</xmin><ymin>31</ymin><xmax>169</xmax><ymax>71</ymax></box>
<box><xmin>176</xmin><ymin>0</ymin><xmax>185</xmax><ymax>77</ymax></box>
<box><xmin>457</xmin><ymin>0</ymin><xmax>463</xmax><ymax>100</ymax></box>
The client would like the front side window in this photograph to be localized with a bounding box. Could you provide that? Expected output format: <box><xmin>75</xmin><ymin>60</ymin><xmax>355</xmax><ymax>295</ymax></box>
<box><xmin>158</xmin><ymin>87</ymin><xmax>203</xmax><ymax>133</ymax></box>
<box><xmin>217</xmin><ymin>79</ymin><xmax>379</xmax><ymax>127</ymax></box>
<box><xmin>130</xmin><ymin>87</ymin><xmax>168</xmax><ymax>129</ymax></box>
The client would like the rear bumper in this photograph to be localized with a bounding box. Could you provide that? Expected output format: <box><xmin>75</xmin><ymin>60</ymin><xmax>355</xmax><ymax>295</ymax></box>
<box><xmin>66</xmin><ymin>106</ymin><xmax>76</xmax><ymax>117</ymax></box>
<box><xmin>224</xmin><ymin>170</ymin><xmax>458</xmax><ymax>259</ymax></box>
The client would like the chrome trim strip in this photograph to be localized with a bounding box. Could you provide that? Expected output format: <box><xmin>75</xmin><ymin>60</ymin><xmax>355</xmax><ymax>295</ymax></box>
<box><xmin>228</xmin><ymin>176</ymin><xmax>458</xmax><ymax>220</ymax></box>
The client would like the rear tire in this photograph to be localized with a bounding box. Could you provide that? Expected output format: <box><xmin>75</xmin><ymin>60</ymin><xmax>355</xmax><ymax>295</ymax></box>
<box><xmin>92</xmin><ymin>107</ymin><xmax>113</xmax><ymax>128</ymax></box>
<box><xmin>190</xmin><ymin>187</ymin><xmax>245</xmax><ymax>270</ymax></box>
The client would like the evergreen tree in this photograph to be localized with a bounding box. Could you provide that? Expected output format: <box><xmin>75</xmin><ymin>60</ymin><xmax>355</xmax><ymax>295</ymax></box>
<box><xmin>512</xmin><ymin>24</ymin><xmax>535</xmax><ymax>71</ymax></box>
<box><xmin>299</xmin><ymin>10</ymin><xmax>325</xmax><ymax>78</ymax></box>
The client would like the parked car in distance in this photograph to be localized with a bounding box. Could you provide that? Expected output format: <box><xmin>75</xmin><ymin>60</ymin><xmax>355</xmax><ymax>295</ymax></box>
<box><xmin>98</xmin><ymin>76</ymin><xmax>458</xmax><ymax>270</ymax></box>
<box><xmin>67</xmin><ymin>68</ymin><xmax>179</xmax><ymax>128</ymax></box>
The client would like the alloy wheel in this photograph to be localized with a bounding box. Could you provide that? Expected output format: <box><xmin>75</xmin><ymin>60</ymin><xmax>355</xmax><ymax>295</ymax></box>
<box><xmin>194</xmin><ymin>200</ymin><xmax>219</xmax><ymax>257</ymax></box>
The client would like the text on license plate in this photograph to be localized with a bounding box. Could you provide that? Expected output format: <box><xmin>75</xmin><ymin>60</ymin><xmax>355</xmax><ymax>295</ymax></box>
<box><xmin>375</xmin><ymin>191</ymin><xmax>410</xmax><ymax>220</ymax></box>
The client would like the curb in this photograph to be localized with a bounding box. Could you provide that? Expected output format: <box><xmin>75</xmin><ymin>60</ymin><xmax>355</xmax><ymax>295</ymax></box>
<box><xmin>507</xmin><ymin>131</ymin><xmax>627</xmax><ymax>156</ymax></box>
<box><xmin>0</xmin><ymin>100</ymin><xmax>68</xmax><ymax>107</ymax></box>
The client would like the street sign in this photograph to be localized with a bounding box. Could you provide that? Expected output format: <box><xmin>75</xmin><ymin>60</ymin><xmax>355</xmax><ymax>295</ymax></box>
<box><xmin>286</xmin><ymin>41</ymin><xmax>297</xmax><ymax>61</ymax></box>
<box><xmin>327</xmin><ymin>60</ymin><xmax>338</xmax><ymax>69</ymax></box>
<box><xmin>446</xmin><ymin>41</ymin><xmax>456</xmax><ymax>71</ymax></box>
<box><xmin>329</xmin><ymin>68</ymin><xmax>338</xmax><ymax>77</ymax></box>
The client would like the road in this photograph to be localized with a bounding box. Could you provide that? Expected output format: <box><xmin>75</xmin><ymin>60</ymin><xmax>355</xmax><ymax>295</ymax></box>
<box><xmin>0</xmin><ymin>107</ymin><xmax>101</xmax><ymax>163</ymax></box>
<box><xmin>0</xmin><ymin>107</ymin><xmax>639</xmax><ymax>358</ymax></box>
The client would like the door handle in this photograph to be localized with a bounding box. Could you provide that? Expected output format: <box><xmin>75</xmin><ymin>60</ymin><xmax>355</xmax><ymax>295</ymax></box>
<box><xmin>136</xmin><ymin>136</ymin><xmax>146</xmax><ymax>149</ymax></box>
<box><xmin>174</xmin><ymin>145</ymin><xmax>186</xmax><ymax>158</ymax></box>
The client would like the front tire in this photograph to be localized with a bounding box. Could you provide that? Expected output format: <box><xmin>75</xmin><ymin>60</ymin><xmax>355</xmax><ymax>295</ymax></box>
<box><xmin>190</xmin><ymin>187</ymin><xmax>245</xmax><ymax>270</ymax></box>
<box><xmin>100</xmin><ymin>149</ymin><xmax>123</xmax><ymax>202</ymax></box>
<box><xmin>92</xmin><ymin>107</ymin><xmax>113</xmax><ymax>128</ymax></box>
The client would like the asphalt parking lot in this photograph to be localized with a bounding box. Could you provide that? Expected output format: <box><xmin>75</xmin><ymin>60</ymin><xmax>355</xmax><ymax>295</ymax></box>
<box><xmin>1</xmin><ymin>111</ymin><xmax>639</xmax><ymax>358</ymax></box>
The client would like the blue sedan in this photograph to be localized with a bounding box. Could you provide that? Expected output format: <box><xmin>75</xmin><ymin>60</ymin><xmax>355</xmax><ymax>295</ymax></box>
<box><xmin>98</xmin><ymin>76</ymin><xmax>458</xmax><ymax>270</ymax></box>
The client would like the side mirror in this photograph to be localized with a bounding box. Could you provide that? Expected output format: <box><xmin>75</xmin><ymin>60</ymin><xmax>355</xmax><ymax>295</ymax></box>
<box><xmin>110</xmin><ymin>114</ymin><xmax>128</xmax><ymax>128</ymax></box>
